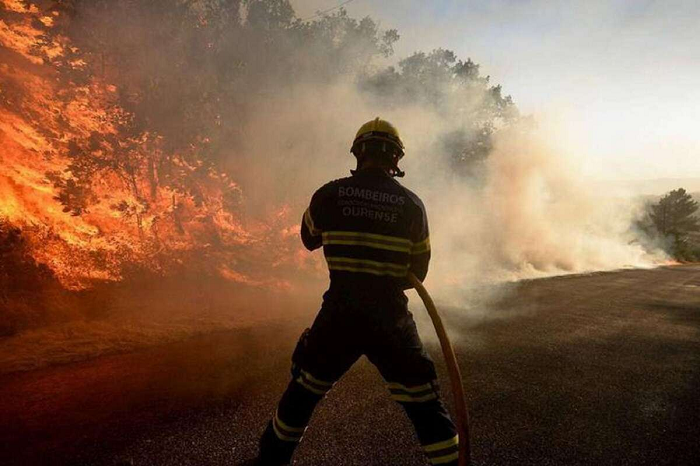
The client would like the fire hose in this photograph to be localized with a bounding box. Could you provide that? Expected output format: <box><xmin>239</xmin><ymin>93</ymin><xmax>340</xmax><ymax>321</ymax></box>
<box><xmin>408</xmin><ymin>272</ymin><xmax>471</xmax><ymax>466</ymax></box>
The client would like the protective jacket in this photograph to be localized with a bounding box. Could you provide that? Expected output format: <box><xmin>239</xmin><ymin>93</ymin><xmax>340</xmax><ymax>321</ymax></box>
<box><xmin>301</xmin><ymin>167</ymin><xmax>430</xmax><ymax>291</ymax></box>
<box><xmin>259</xmin><ymin>168</ymin><xmax>458</xmax><ymax>466</ymax></box>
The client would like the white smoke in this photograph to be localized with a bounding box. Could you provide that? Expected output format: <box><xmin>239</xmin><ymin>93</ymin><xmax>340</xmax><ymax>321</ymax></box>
<box><xmin>238</xmin><ymin>80</ymin><xmax>665</xmax><ymax>304</ymax></box>
<box><xmin>424</xmin><ymin>126</ymin><xmax>665</xmax><ymax>296</ymax></box>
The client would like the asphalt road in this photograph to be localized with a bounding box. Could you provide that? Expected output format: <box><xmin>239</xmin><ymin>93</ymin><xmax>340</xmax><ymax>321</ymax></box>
<box><xmin>1</xmin><ymin>266</ymin><xmax>699</xmax><ymax>466</ymax></box>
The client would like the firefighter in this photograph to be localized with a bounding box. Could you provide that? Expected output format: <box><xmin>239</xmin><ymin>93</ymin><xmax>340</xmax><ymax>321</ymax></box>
<box><xmin>256</xmin><ymin>118</ymin><xmax>459</xmax><ymax>465</ymax></box>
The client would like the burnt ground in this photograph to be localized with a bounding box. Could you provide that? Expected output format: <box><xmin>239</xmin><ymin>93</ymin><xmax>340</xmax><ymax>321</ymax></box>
<box><xmin>1</xmin><ymin>265</ymin><xmax>699</xmax><ymax>466</ymax></box>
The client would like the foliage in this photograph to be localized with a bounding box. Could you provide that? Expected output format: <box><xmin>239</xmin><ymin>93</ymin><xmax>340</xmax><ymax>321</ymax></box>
<box><xmin>649</xmin><ymin>188</ymin><xmax>700</xmax><ymax>260</ymax></box>
<box><xmin>361</xmin><ymin>48</ymin><xmax>518</xmax><ymax>171</ymax></box>
<box><xmin>0</xmin><ymin>220</ymin><xmax>67</xmax><ymax>335</ymax></box>
<box><xmin>43</xmin><ymin>0</ymin><xmax>515</xmax><ymax>217</ymax></box>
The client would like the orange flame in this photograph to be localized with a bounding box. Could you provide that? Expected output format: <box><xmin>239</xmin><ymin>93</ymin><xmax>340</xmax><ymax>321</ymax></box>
<box><xmin>0</xmin><ymin>0</ymin><xmax>310</xmax><ymax>290</ymax></box>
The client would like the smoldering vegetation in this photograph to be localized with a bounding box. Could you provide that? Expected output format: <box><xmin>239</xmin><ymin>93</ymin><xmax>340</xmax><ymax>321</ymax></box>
<box><xmin>0</xmin><ymin>0</ymin><xmax>666</xmax><ymax>366</ymax></box>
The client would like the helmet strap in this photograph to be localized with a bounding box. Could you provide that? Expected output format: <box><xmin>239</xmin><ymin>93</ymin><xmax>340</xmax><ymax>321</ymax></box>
<box><xmin>390</xmin><ymin>154</ymin><xmax>405</xmax><ymax>177</ymax></box>
<box><xmin>351</xmin><ymin>141</ymin><xmax>405</xmax><ymax>178</ymax></box>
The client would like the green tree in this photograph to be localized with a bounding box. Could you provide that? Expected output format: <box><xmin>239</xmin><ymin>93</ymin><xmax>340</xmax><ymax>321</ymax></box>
<box><xmin>650</xmin><ymin>188</ymin><xmax>700</xmax><ymax>259</ymax></box>
<box><xmin>361</xmin><ymin>48</ymin><xmax>518</xmax><ymax>173</ymax></box>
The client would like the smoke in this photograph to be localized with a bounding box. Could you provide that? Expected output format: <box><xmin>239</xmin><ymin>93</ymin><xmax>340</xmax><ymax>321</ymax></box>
<box><xmin>0</xmin><ymin>0</ymin><xmax>668</xmax><ymax>360</ymax></box>
<box><xmin>428</xmin><ymin>126</ymin><xmax>665</xmax><ymax>290</ymax></box>
<box><xmin>236</xmin><ymin>81</ymin><xmax>665</xmax><ymax>287</ymax></box>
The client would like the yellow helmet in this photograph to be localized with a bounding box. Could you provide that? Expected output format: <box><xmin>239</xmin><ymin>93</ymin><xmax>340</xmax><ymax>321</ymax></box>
<box><xmin>351</xmin><ymin>117</ymin><xmax>405</xmax><ymax>157</ymax></box>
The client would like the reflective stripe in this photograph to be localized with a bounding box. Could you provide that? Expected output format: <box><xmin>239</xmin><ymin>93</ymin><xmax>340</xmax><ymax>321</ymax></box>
<box><xmin>296</xmin><ymin>377</ymin><xmax>327</xmax><ymax>395</ymax></box>
<box><xmin>424</xmin><ymin>435</ymin><xmax>460</xmax><ymax>463</ymax></box>
<box><xmin>304</xmin><ymin>208</ymin><xmax>321</xmax><ymax>236</ymax></box>
<box><xmin>423</xmin><ymin>435</ymin><xmax>459</xmax><ymax>453</ymax></box>
<box><xmin>324</xmin><ymin>231</ymin><xmax>411</xmax><ymax>246</ymax></box>
<box><xmin>272</xmin><ymin>411</ymin><xmax>306</xmax><ymax>442</ymax></box>
<box><xmin>411</xmin><ymin>236</ymin><xmax>430</xmax><ymax>254</ymax></box>
<box><xmin>323</xmin><ymin>231</ymin><xmax>411</xmax><ymax>244</ymax></box>
<box><xmin>275</xmin><ymin>410</ymin><xmax>305</xmax><ymax>433</ymax></box>
<box><xmin>272</xmin><ymin>422</ymin><xmax>299</xmax><ymax>442</ymax></box>
<box><xmin>322</xmin><ymin>230</ymin><xmax>429</xmax><ymax>255</ymax></box>
<box><xmin>391</xmin><ymin>392</ymin><xmax>438</xmax><ymax>403</ymax></box>
<box><xmin>323</xmin><ymin>231</ymin><xmax>412</xmax><ymax>253</ymax></box>
<box><xmin>326</xmin><ymin>257</ymin><xmax>409</xmax><ymax>278</ymax></box>
<box><xmin>300</xmin><ymin>369</ymin><xmax>334</xmax><ymax>388</ymax></box>
<box><xmin>323</xmin><ymin>238</ymin><xmax>411</xmax><ymax>253</ymax></box>
<box><xmin>429</xmin><ymin>450</ymin><xmax>459</xmax><ymax>464</ymax></box>
<box><xmin>388</xmin><ymin>381</ymin><xmax>438</xmax><ymax>403</ymax></box>
<box><xmin>388</xmin><ymin>382</ymin><xmax>432</xmax><ymax>392</ymax></box>
<box><xmin>296</xmin><ymin>369</ymin><xmax>334</xmax><ymax>396</ymax></box>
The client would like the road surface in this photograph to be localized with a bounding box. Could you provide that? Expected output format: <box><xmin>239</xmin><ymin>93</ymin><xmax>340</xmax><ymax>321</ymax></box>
<box><xmin>1</xmin><ymin>265</ymin><xmax>699</xmax><ymax>465</ymax></box>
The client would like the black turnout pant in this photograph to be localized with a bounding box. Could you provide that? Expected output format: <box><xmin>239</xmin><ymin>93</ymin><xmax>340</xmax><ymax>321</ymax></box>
<box><xmin>259</xmin><ymin>289</ymin><xmax>459</xmax><ymax>465</ymax></box>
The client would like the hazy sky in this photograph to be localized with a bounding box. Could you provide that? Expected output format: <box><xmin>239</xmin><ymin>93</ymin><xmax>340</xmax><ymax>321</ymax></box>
<box><xmin>293</xmin><ymin>0</ymin><xmax>700</xmax><ymax>181</ymax></box>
